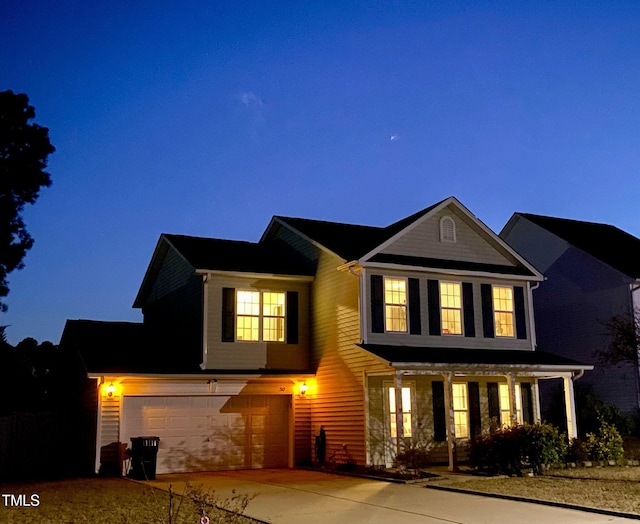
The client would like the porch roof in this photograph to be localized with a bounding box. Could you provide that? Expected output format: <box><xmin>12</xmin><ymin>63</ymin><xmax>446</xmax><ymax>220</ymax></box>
<box><xmin>358</xmin><ymin>344</ymin><xmax>592</xmax><ymax>372</ymax></box>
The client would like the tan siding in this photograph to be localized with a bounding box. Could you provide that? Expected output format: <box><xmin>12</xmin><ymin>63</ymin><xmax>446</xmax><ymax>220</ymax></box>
<box><xmin>380</xmin><ymin>205</ymin><xmax>516</xmax><ymax>267</ymax></box>
<box><xmin>365</xmin><ymin>270</ymin><xmax>533</xmax><ymax>350</ymax></box>
<box><xmin>294</xmin><ymin>396</ymin><xmax>312</xmax><ymax>464</ymax></box>
<box><xmin>310</xmin><ymin>251</ymin><xmax>388</xmax><ymax>466</ymax></box>
<box><xmin>206</xmin><ymin>276</ymin><xmax>311</xmax><ymax>370</ymax></box>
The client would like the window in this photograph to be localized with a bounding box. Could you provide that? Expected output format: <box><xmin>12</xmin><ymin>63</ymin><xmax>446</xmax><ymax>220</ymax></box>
<box><xmin>498</xmin><ymin>383</ymin><xmax>523</xmax><ymax>426</ymax></box>
<box><xmin>452</xmin><ymin>383</ymin><xmax>469</xmax><ymax>438</ymax></box>
<box><xmin>389</xmin><ymin>387</ymin><xmax>412</xmax><ymax>438</ymax></box>
<box><xmin>236</xmin><ymin>290</ymin><xmax>285</xmax><ymax>342</ymax></box>
<box><xmin>493</xmin><ymin>286</ymin><xmax>515</xmax><ymax>337</ymax></box>
<box><xmin>440</xmin><ymin>282</ymin><xmax>462</xmax><ymax>335</ymax></box>
<box><xmin>384</xmin><ymin>278</ymin><xmax>407</xmax><ymax>332</ymax></box>
<box><xmin>440</xmin><ymin>216</ymin><xmax>456</xmax><ymax>243</ymax></box>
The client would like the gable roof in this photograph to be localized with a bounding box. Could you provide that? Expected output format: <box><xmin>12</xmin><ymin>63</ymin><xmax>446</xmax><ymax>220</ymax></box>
<box><xmin>163</xmin><ymin>234</ymin><xmax>314</xmax><ymax>276</ymax></box>
<box><xmin>517</xmin><ymin>213</ymin><xmax>640</xmax><ymax>279</ymax></box>
<box><xmin>273</xmin><ymin>200</ymin><xmax>443</xmax><ymax>261</ymax></box>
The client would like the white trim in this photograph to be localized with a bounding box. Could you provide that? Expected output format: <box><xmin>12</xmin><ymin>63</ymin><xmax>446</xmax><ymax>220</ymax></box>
<box><xmin>360</xmin><ymin>262</ymin><xmax>543</xmax><ymax>281</ymax></box>
<box><xmin>200</xmin><ymin>273</ymin><xmax>209</xmax><ymax>369</ymax></box>
<box><xmin>195</xmin><ymin>269</ymin><xmax>314</xmax><ymax>282</ymax></box>
<box><xmin>383</xmin><ymin>276</ymin><xmax>409</xmax><ymax>334</ymax></box>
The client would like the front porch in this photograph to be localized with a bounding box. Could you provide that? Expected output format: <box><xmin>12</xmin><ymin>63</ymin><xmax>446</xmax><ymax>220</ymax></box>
<box><xmin>361</xmin><ymin>345</ymin><xmax>593</xmax><ymax>471</ymax></box>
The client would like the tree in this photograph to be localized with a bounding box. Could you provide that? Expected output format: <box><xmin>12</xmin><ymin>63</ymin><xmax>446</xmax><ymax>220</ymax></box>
<box><xmin>0</xmin><ymin>90</ymin><xmax>55</xmax><ymax>312</ymax></box>
<box><xmin>597</xmin><ymin>310</ymin><xmax>640</xmax><ymax>368</ymax></box>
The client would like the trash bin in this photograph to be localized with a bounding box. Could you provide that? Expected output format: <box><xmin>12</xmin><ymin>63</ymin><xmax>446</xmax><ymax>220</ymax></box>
<box><xmin>128</xmin><ymin>436</ymin><xmax>160</xmax><ymax>480</ymax></box>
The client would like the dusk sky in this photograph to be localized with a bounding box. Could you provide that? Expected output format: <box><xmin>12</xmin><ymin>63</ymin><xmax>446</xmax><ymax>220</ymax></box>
<box><xmin>2</xmin><ymin>1</ymin><xmax>640</xmax><ymax>345</ymax></box>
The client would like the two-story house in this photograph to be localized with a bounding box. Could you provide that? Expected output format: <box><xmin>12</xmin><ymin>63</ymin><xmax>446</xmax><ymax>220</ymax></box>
<box><xmin>501</xmin><ymin>212</ymin><xmax>640</xmax><ymax>417</ymax></box>
<box><xmin>63</xmin><ymin>197</ymin><xmax>591</xmax><ymax>475</ymax></box>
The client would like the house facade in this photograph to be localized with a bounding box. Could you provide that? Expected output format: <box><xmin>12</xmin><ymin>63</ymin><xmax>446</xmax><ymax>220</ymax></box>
<box><xmin>501</xmin><ymin>213</ymin><xmax>640</xmax><ymax>416</ymax></box>
<box><xmin>63</xmin><ymin>197</ymin><xmax>590</xmax><ymax>475</ymax></box>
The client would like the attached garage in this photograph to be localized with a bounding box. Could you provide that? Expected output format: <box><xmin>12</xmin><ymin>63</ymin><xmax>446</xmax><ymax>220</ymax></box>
<box><xmin>121</xmin><ymin>394</ymin><xmax>291</xmax><ymax>474</ymax></box>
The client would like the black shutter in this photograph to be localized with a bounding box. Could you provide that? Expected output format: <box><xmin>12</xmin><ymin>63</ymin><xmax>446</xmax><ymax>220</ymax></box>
<box><xmin>469</xmin><ymin>382</ymin><xmax>481</xmax><ymax>437</ymax></box>
<box><xmin>481</xmin><ymin>284</ymin><xmax>494</xmax><ymax>338</ymax></box>
<box><xmin>427</xmin><ymin>280</ymin><xmax>441</xmax><ymax>336</ymax></box>
<box><xmin>462</xmin><ymin>282</ymin><xmax>475</xmax><ymax>337</ymax></box>
<box><xmin>521</xmin><ymin>383</ymin><xmax>534</xmax><ymax>424</ymax></box>
<box><xmin>371</xmin><ymin>275</ymin><xmax>384</xmax><ymax>333</ymax></box>
<box><xmin>408</xmin><ymin>278</ymin><xmax>421</xmax><ymax>335</ymax></box>
<box><xmin>514</xmin><ymin>286</ymin><xmax>527</xmax><ymax>340</ymax></box>
<box><xmin>222</xmin><ymin>287</ymin><xmax>235</xmax><ymax>342</ymax></box>
<box><xmin>286</xmin><ymin>291</ymin><xmax>299</xmax><ymax>344</ymax></box>
<box><xmin>432</xmin><ymin>381</ymin><xmax>446</xmax><ymax>442</ymax></box>
<box><xmin>487</xmin><ymin>382</ymin><xmax>500</xmax><ymax>425</ymax></box>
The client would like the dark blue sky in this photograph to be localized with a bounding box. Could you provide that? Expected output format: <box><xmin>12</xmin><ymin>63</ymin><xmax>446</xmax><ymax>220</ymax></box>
<box><xmin>2</xmin><ymin>1</ymin><xmax>640</xmax><ymax>345</ymax></box>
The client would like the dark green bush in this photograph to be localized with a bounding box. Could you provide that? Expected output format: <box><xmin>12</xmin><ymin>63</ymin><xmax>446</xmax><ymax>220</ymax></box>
<box><xmin>468</xmin><ymin>423</ymin><xmax>567</xmax><ymax>475</ymax></box>
<box><xmin>586</xmin><ymin>420</ymin><xmax>624</xmax><ymax>462</ymax></box>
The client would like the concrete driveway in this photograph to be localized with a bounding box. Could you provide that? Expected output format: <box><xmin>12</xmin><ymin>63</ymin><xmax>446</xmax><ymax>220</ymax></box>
<box><xmin>145</xmin><ymin>468</ymin><xmax>637</xmax><ymax>524</ymax></box>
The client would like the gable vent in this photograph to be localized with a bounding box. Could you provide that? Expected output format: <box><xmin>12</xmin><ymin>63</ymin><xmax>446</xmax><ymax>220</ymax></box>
<box><xmin>439</xmin><ymin>216</ymin><xmax>456</xmax><ymax>243</ymax></box>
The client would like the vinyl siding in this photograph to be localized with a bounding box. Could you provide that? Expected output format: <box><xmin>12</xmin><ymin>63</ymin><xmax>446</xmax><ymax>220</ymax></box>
<box><xmin>380</xmin><ymin>205</ymin><xmax>516</xmax><ymax>267</ymax></box>
<box><xmin>364</xmin><ymin>270</ymin><xmax>533</xmax><ymax>350</ymax></box>
<box><xmin>146</xmin><ymin>245</ymin><xmax>195</xmax><ymax>305</ymax></box>
<box><xmin>309</xmin><ymin>250</ymin><xmax>388</xmax><ymax>466</ymax></box>
<box><xmin>205</xmin><ymin>275</ymin><xmax>311</xmax><ymax>370</ymax></box>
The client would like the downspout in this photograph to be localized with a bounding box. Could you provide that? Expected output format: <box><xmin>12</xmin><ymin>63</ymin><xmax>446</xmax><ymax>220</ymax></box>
<box><xmin>200</xmin><ymin>273</ymin><xmax>210</xmax><ymax>370</ymax></box>
<box><xmin>528</xmin><ymin>281</ymin><xmax>541</xmax><ymax>350</ymax></box>
<box><xmin>572</xmin><ymin>369</ymin><xmax>585</xmax><ymax>382</ymax></box>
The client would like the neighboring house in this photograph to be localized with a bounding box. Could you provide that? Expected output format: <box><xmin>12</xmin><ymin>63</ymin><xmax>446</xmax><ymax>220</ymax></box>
<box><xmin>62</xmin><ymin>197</ymin><xmax>591</xmax><ymax>476</ymax></box>
<box><xmin>501</xmin><ymin>213</ymin><xmax>640</xmax><ymax>416</ymax></box>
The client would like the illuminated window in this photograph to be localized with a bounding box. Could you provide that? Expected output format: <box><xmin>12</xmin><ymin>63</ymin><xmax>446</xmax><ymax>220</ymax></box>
<box><xmin>236</xmin><ymin>290</ymin><xmax>286</xmax><ymax>342</ymax></box>
<box><xmin>440</xmin><ymin>282</ymin><xmax>462</xmax><ymax>335</ymax></box>
<box><xmin>498</xmin><ymin>383</ymin><xmax>523</xmax><ymax>426</ymax></box>
<box><xmin>389</xmin><ymin>387</ymin><xmax>412</xmax><ymax>438</ymax></box>
<box><xmin>262</xmin><ymin>292</ymin><xmax>285</xmax><ymax>341</ymax></box>
<box><xmin>452</xmin><ymin>383</ymin><xmax>469</xmax><ymax>438</ymax></box>
<box><xmin>384</xmin><ymin>278</ymin><xmax>407</xmax><ymax>332</ymax></box>
<box><xmin>440</xmin><ymin>216</ymin><xmax>456</xmax><ymax>243</ymax></box>
<box><xmin>493</xmin><ymin>286</ymin><xmax>515</xmax><ymax>337</ymax></box>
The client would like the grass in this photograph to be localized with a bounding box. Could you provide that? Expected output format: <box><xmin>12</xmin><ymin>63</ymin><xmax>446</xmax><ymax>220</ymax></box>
<box><xmin>438</xmin><ymin>466</ymin><xmax>640</xmax><ymax>515</ymax></box>
<box><xmin>0</xmin><ymin>477</ymin><xmax>258</xmax><ymax>524</ymax></box>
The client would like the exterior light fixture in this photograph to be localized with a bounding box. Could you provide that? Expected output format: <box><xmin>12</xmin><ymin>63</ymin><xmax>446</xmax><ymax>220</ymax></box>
<box><xmin>299</xmin><ymin>382</ymin><xmax>308</xmax><ymax>396</ymax></box>
<box><xmin>106</xmin><ymin>382</ymin><xmax>116</xmax><ymax>398</ymax></box>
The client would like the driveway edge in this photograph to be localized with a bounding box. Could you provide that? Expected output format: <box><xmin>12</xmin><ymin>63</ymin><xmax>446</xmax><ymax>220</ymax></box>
<box><xmin>426</xmin><ymin>484</ymin><xmax>640</xmax><ymax>521</ymax></box>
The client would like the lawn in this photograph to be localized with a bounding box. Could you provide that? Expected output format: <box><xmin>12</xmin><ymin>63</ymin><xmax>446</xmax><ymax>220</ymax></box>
<box><xmin>437</xmin><ymin>466</ymin><xmax>640</xmax><ymax>515</ymax></box>
<box><xmin>0</xmin><ymin>477</ymin><xmax>259</xmax><ymax>524</ymax></box>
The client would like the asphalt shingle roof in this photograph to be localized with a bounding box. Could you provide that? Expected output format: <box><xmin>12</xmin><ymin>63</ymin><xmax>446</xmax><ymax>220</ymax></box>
<box><xmin>164</xmin><ymin>234</ymin><xmax>315</xmax><ymax>276</ymax></box>
<box><xmin>275</xmin><ymin>200</ymin><xmax>443</xmax><ymax>260</ymax></box>
<box><xmin>520</xmin><ymin>213</ymin><xmax>640</xmax><ymax>278</ymax></box>
<box><xmin>359</xmin><ymin>344</ymin><xmax>590</xmax><ymax>368</ymax></box>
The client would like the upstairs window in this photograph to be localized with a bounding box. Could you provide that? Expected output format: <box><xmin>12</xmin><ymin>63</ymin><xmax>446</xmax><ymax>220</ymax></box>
<box><xmin>236</xmin><ymin>290</ymin><xmax>285</xmax><ymax>342</ymax></box>
<box><xmin>384</xmin><ymin>278</ymin><xmax>407</xmax><ymax>332</ymax></box>
<box><xmin>493</xmin><ymin>286</ymin><xmax>515</xmax><ymax>337</ymax></box>
<box><xmin>439</xmin><ymin>216</ymin><xmax>456</xmax><ymax>243</ymax></box>
<box><xmin>440</xmin><ymin>282</ymin><xmax>462</xmax><ymax>335</ymax></box>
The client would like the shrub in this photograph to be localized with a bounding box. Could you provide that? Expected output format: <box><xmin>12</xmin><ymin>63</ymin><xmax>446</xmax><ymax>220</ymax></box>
<box><xmin>586</xmin><ymin>420</ymin><xmax>624</xmax><ymax>462</ymax></box>
<box><xmin>395</xmin><ymin>440</ymin><xmax>433</xmax><ymax>472</ymax></box>
<box><xmin>468</xmin><ymin>423</ymin><xmax>567</xmax><ymax>476</ymax></box>
<box><xmin>566</xmin><ymin>437</ymin><xmax>590</xmax><ymax>462</ymax></box>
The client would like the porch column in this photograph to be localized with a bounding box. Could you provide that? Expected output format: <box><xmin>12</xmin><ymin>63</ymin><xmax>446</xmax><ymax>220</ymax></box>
<box><xmin>394</xmin><ymin>371</ymin><xmax>405</xmax><ymax>458</ymax></box>
<box><xmin>507</xmin><ymin>373</ymin><xmax>517</xmax><ymax>426</ymax></box>
<box><xmin>563</xmin><ymin>374</ymin><xmax>578</xmax><ymax>439</ymax></box>
<box><xmin>532</xmin><ymin>379</ymin><xmax>542</xmax><ymax>423</ymax></box>
<box><xmin>443</xmin><ymin>372</ymin><xmax>458</xmax><ymax>471</ymax></box>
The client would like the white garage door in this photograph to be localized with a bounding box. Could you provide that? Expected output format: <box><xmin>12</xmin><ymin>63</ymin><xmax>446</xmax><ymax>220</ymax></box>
<box><xmin>121</xmin><ymin>395</ymin><xmax>290</xmax><ymax>474</ymax></box>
